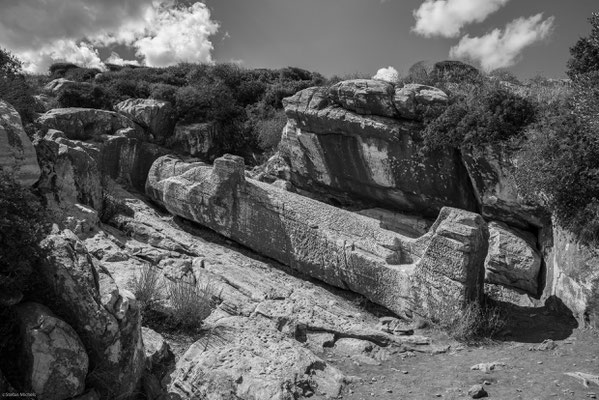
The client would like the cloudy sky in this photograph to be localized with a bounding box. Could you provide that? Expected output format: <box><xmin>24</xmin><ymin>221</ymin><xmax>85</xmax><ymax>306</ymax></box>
<box><xmin>0</xmin><ymin>0</ymin><xmax>596</xmax><ymax>78</ymax></box>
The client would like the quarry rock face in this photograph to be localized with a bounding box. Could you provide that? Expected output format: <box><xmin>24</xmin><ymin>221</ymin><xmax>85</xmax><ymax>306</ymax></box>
<box><xmin>146</xmin><ymin>154</ymin><xmax>489</xmax><ymax>319</ymax></box>
<box><xmin>115</xmin><ymin>99</ymin><xmax>175</xmax><ymax>143</ymax></box>
<box><xmin>166</xmin><ymin>122</ymin><xmax>219</xmax><ymax>160</ymax></box>
<box><xmin>462</xmin><ymin>145</ymin><xmax>548</xmax><ymax>230</ymax></box>
<box><xmin>15</xmin><ymin>302</ymin><xmax>88</xmax><ymax>400</ymax></box>
<box><xmin>0</xmin><ymin>99</ymin><xmax>41</xmax><ymax>186</ymax></box>
<box><xmin>485</xmin><ymin>222</ymin><xmax>542</xmax><ymax>295</ymax></box>
<box><xmin>39</xmin><ymin>230</ymin><xmax>144</xmax><ymax>398</ymax></box>
<box><xmin>280</xmin><ymin>86</ymin><xmax>477</xmax><ymax>217</ymax></box>
<box><xmin>36</xmin><ymin>108</ymin><xmax>143</xmax><ymax>141</ymax></box>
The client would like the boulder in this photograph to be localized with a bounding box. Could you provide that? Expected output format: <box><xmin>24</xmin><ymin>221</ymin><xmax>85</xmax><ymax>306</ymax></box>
<box><xmin>393</xmin><ymin>83</ymin><xmax>448</xmax><ymax>120</ymax></box>
<box><xmin>115</xmin><ymin>99</ymin><xmax>175</xmax><ymax>143</ymax></box>
<box><xmin>36</xmin><ymin>108</ymin><xmax>142</xmax><ymax>141</ymax></box>
<box><xmin>15</xmin><ymin>302</ymin><xmax>88</xmax><ymax>400</ymax></box>
<box><xmin>0</xmin><ymin>99</ymin><xmax>41</xmax><ymax>186</ymax></box>
<box><xmin>327</xmin><ymin>79</ymin><xmax>397</xmax><ymax>118</ymax></box>
<box><xmin>485</xmin><ymin>222</ymin><xmax>542</xmax><ymax>295</ymax></box>
<box><xmin>39</xmin><ymin>230</ymin><xmax>144</xmax><ymax>398</ymax></box>
<box><xmin>280</xmin><ymin>86</ymin><xmax>477</xmax><ymax>217</ymax></box>
<box><xmin>166</xmin><ymin>122</ymin><xmax>219</xmax><ymax>160</ymax></box>
<box><xmin>146</xmin><ymin>155</ymin><xmax>488</xmax><ymax>319</ymax></box>
<box><xmin>168</xmin><ymin>316</ymin><xmax>346</xmax><ymax>400</ymax></box>
<box><xmin>43</xmin><ymin>78</ymin><xmax>83</xmax><ymax>95</ymax></box>
<box><xmin>142</xmin><ymin>327</ymin><xmax>171</xmax><ymax>371</ymax></box>
<box><xmin>462</xmin><ymin>145</ymin><xmax>548</xmax><ymax>229</ymax></box>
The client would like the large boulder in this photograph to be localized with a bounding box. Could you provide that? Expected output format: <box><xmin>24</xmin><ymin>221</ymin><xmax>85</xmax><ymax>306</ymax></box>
<box><xmin>39</xmin><ymin>230</ymin><xmax>144</xmax><ymax>398</ymax></box>
<box><xmin>36</xmin><ymin>108</ymin><xmax>142</xmax><ymax>141</ymax></box>
<box><xmin>168</xmin><ymin>316</ymin><xmax>346</xmax><ymax>400</ymax></box>
<box><xmin>0</xmin><ymin>99</ymin><xmax>41</xmax><ymax>186</ymax></box>
<box><xmin>166</xmin><ymin>122</ymin><xmax>219</xmax><ymax>160</ymax></box>
<box><xmin>114</xmin><ymin>99</ymin><xmax>175</xmax><ymax>143</ymax></box>
<box><xmin>462</xmin><ymin>145</ymin><xmax>548</xmax><ymax>230</ymax></box>
<box><xmin>146</xmin><ymin>155</ymin><xmax>488</xmax><ymax>319</ymax></box>
<box><xmin>15</xmin><ymin>302</ymin><xmax>88</xmax><ymax>400</ymax></box>
<box><xmin>327</xmin><ymin>79</ymin><xmax>397</xmax><ymax>118</ymax></box>
<box><xmin>280</xmin><ymin>86</ymin><xmax>477</xmax><ymax>217</ymax></box>
<box><xmin>485</xmin><ymin>222</ymin><xmax>542</xmax><ymax>295</ymax></box>
<box><xmin>393</xmin><ymin>83</ymin><xmax>448</xmax><ymax>120</ymax></box>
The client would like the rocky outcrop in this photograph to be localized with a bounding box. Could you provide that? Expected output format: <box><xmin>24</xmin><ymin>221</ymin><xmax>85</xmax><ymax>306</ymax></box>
<box><xmin>168</xmin><ymin>316</ymin><xmax>346</xmax><ymax>400</ymax></box>
<box><xmin>485</xmin><ymin>222</ymin><xmax>542</xmax><ymax>295</ymax></box>
<box><xmin>43</xmin><ymin>78</ymin><xmax>84</xmax><ymax>95</ymax></box>
<box><xmin>544</xmin><ymin>226</ymin><xmax>599</xmax><ymax>327</ymax></box>
<box><xmin>36</xmin><ymin>108</ymin><xmax>142</xmax><ymax>141</ymax></box>
<box><xmin>146</xmin><ymin>155</ymin><xmax>489</xmax><ymax>319</ymax></box>
<box><xmin>115</xmin><ymin>99</ymin><xmax>175</xmax><ymax>143</ymax></box>
<box><xmin>166</xmin><ymin>122</ymin><xmax>218</xmax><ymax>160</ymax></box>
<box><xmin>280</xmin><ymin>86</ymin><xmax>477</xmax><ymax>217</ymax></box>
<box><xmin>393</xmin><ymin>83</ymin><xmax>448</xmax><ymax>120</ymax></box>
<box><xmin>39</xmin><ymin>230</ymin><xmax>144</xmax><ymax>398</ymax></box>
<box><xmin>0</xmin><ymin>99</ymin><xmax>41</xmax><ymax>186</ymax></box>
<box><xmin>462</xmin><ymin>145</ymin><xmax>548</xmax><ymax>230</ymax></box>
<box><xmin>15</xmin><ymin>302</ymin><xmax>88</xmax><ymax>400</ymax></box>
<box><xmin>328</xmin><ymin>79</ymin><xmax>397</xmax><ymax>118</ymax></box>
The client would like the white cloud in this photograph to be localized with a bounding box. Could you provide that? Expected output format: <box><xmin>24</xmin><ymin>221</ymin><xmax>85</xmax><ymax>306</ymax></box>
<box><xmin>449</xmin><ymin>13</ymin><xmax>555</xmax><ymax>71</ymax></box>
<box><xmin>0</xmin><ymin>1</ymin><xmax>219</xmax><ymax>73</ymax></box>
<box><xmin>412</xmin><ymin>0</ymin><xmax>510</xmax><ymax>38</ymax></box>
<box><xmin>373</xmin><ymin>66</ymin><xmax>399</xmax><ymax>83</ymax></box>
<box><xmin>104</xmin><ymin>52</ymin><xmax>142</xmax><ymax>67</ymax></box>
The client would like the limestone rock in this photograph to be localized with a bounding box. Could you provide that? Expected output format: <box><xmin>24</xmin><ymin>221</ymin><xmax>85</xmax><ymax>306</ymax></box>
<box><xmin>16</xmin><ymin>302</ymin><xmax>88</xmax><ymax>400</ymax></box>
<box><xmin>115</xmin><ymin>99</ymin><xmax>175</xmax><ymax>143</ymax></box>
<box><xmin>393</xmin><ymin>83</ymin><xmax>448</xmax><ymax>120</ymax></box>
<box><xmin>39</xmin><ymin>230</ymin><xmax>144</xmax><ymax>398</ymax></box>
<box><xmin>36</xmin><ymin>108</ymin><xmax>142</xmax><ymax>141</ymax></box>
<box><xmin>146</xmin><ymin>155</ymin><xmax>488</xmax><ymax>320</ymax></box>
<box><xmin>328</xmin><ymin>79</ymin><xmax>397</xmax><ymax>118</ymax></box>
<box><xmin>281</xmin><ymin>86</ymin><xmax>477</xmax><ymax>217</ymax></box>
<box><xmin>462</xmin><ymin>145</ymin><xmax>548</xmax><ymax>229</ymax></box>
<box><xmin>166</xmin><ymin>122</ymin><xmax>218</xmax><ymax>160</ymax></box>
<box><xmin>168</xmin><ymin>316</ymin><xmax>346</xmax><ymax>400</ymax></box>
<box><xmin>485</xmin><ymin>222</ymin><xmax>541</xmax><ymax>294</ymax></box>
<box><xmin>0</xmin><ymin>99</ymin><xmax>41</xmax><ymax>186</ymax></box>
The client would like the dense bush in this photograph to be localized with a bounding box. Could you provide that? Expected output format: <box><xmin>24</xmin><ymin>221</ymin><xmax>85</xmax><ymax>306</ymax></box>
<box><xmin>56</xmin><ymin>83</ymin><xmax>113</xmax><ymax>110</ymax></box>
<box><xmin>0</xmin><ymin>49</ymin><xmax>37</xmax><ymax>123</ymax></box>
<box><xmin>421</xmin><ymin>81</ymin><xmax>536</xmax><ymax>150</ymax></box>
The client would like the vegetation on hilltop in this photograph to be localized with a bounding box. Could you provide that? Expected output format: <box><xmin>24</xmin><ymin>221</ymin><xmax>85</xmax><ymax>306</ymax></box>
<box><xmin>0</xmin><ymin>48</ymin><xmax>37</xmax><ymax>124</ymax></box>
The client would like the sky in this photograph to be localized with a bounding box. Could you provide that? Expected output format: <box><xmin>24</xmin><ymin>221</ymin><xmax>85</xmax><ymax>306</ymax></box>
<box><xmin>0</xmin><ymin>0</ymin><xmax>597</xmax><ymax>79</ymax></box>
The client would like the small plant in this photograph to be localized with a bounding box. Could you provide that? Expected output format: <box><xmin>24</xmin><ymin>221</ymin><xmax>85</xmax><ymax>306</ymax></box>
<box><xmin>167</xmin><ymin>277</ymin><xmax>215</xmax><ymax>331</ymax></box>
<box><xmin>130</xmin><ymin>264</ymin><xmax>161</xmax><ymax>313</ymax></box>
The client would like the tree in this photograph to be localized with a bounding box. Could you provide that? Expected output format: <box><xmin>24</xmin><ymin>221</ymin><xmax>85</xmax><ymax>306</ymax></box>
<box><xmin>567</xmin><ymin>13</ymin><xmax>599</xmax><ymax>78</ymax></box>
<box><xmin>0</xmin><ymin>48</ymin><xmax>22</xmax><ymax>76</ymax></box>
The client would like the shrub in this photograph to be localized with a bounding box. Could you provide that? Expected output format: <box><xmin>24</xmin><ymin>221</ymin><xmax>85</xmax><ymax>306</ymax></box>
<box><xmin>167</xmin><ymin>277</ymin><xmax>215</xmax><ymax>331</ymax></box>
<box><xmin>422</xmin><ymin>81</ymin><xmax>536</xmax><ymax>151</ymax></box>
<box><xmin>56</xmin><ymin>83</ymin><xmax>113</xmax><ymax>110</ymax></box>
<box><xmin>49</xmin><ymin>62</ymin><xmax>81</xmax><ymax>79</ymax></box>
<box><xmin>0</xmin><ymin>49</ymin><xmax>37</xmax><ymax>123</ymax></box>
<box><xmin>99</xmin><ymin>178</ymin><xmax>133</xmax><ymax>223</ymax></box>
<box><xmin>130</xmin><ymin>264</ymin><xmax>161</xmax><ymax>313</ymax></box>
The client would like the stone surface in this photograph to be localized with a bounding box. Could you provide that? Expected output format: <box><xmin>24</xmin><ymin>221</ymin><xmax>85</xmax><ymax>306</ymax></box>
<box><xmin>462</xmin><ymin>145</ymin><xmax>548</xmax><ymax>230</ymax></box>
<box><xmin>280</xmin><ymin>86</ymin><xmax>477</xmax><ymax>217</ymax></box>
<box><xmin>0</xmin><ymin>99</ymin><xmax>41</xmax><ymax>186</ymax></box>
<box><xmin>146</xmin><ymin>155</ymin><xmax>488</xmax><ymax>319</ymax></box>
<box><xmin>39</xmin><ymin>230</ymin><xmax>144</xmax><ymax>398</ymax></box>
<box><xmin>357</xmin><ymin>208</ymin><xmax>432</xmax><ymax>238</ymax></box>
<box><xmin>168</xmin><ymin>316</ymin><xmax>346</xmax><ymax>400</ymax></box>
<box><xmin>166</xmin><ymin>122</ymin><xmax>218</xmax><ymax>160</ymax></box>
<box><xmin>43</xmin><ymin>78</ymin><xmax>84</xmax><ymax>95</ymax></box>
<box><xmin>36</xmin><ymin>108</ymin><xmax>142</xmax><ymax>141</ymax></box>
<box><xmin>328</xmin><ymin>79</ymin><xmax>397</xmax><ymax>118</ymax></box>
<box><xmin>115</xmin><ymin>99</ymin><xmax>175</xmax><ymax>143</ymax></box>
<box><xmin>468</xmin><ymin>384</ymin><xmax>488</xmax><ymax>399</ymax></box>
<box><xmin>142</xmin><ymin>327</ymin><xmax>171</xmax><ymax>370</ymax></box>
<box><xmin>15</xmin><ymin>302</ymin><xmax>88</xmax><ymax>400</ymax></box>
<box><xmin>485</xmin><ymin>222</ymin><xmax>542</xmax><ymax>295</ymax></box>
<box><xmin>393</xmin><ymin>83</ymin><xmax>448</xmax><ymax>120</ymax></box>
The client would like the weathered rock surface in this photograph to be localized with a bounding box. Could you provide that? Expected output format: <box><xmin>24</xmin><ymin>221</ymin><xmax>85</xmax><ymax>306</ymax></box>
<box><xmin>166</xmin><ymin>122</ymin><xmax>218</xmax><ymax>160</ymax></box>
<box><xmin>328</xmin><ymin>79</ymin><xmax>397</xmax><ymax>118</ymax></box>
<box><xmin>39</xmin><ymin>230</ymin><xmax>144</xmax><ymax>398</ymax></box>
<box><xmin>462</xmin><ymin>145</ymin><xmax>548</xmax><ymax>230</ymax></box>
<box><xmin>36</xmin><ymin>108</ymin><xmax>142</xmax><ymax>141</ymax></box>
<box><xmin>43</xmin><ymin>78</ymin><xmax>84</xmax><ymax>95</ymax></box>
<box><xmin>15</xmin><ymin>302</ymin><xmax>88</xmax><ymax>400</ymax></box>
<box><xmin>485</xmin><ymin>222</ymin><xmax>542</xmax><ymax>295</ymax></box>
<box><xmin>393</xmin><ymin>83</ymin><xmax>448</xmax><ymax>120</ymax></box>
<box><xmin>115</xmin><ymin>99</ymin><xmax>175</xmax><ymax>143</ymax></box>
<box><xmin>280</xmin><ymin>86</ymin><xmax>477</xmax><ymax>217</ymax></box>
<box><xmin>142</xmin><ymin>327</ymin><xmax>171</xmax><ymax>371</ymax></box>
<box><xmin>146</xmin><ymin>154</ymin><xmax>488</xmax><ymax>319</ymax></box>
<box><xmin>0</xmin><ymin>99</ymin><xmax>41</xmax><ymax>186</ymax></box>
<box><xmin>168</xmin><ymin>316</ymin><xmax>346</xmax><ymax>400</ymax></box>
